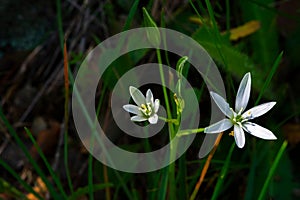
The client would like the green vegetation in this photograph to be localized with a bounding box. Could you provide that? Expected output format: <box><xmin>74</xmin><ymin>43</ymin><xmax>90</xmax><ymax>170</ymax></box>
<box><xmin>0</xmin><ymin>0</ymin><xmax>299</xmax><ymax>199</ymax></box>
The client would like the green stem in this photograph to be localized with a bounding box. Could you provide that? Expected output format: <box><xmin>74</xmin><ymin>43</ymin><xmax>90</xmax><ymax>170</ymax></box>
<box><xmin>156</xmin><ymin>48</ymin><xmax>177</xmax><ymax>200</ymax></box>
<box><xmin>156</xmin><ymin>49</ymin><xmax>172</xmax><ymax>125</ymax></box>
<box><xmin>158</xmin><ymin>116</ymin><xmax>179</xmax><ymax>125</ymax></box>
<box><xmin>176</xmin><ymin>128</ymin><xmax>205</xmax><ymax>137</ymax></box>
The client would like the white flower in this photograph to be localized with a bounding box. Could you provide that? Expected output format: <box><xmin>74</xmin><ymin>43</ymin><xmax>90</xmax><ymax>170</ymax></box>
<box><xmin>123</xmin><ymin>86</ymin><xmax>160</xmax><ymax>124</ymax></box>
<box><xmin>204</xmin><ymin>72</ymin><xmax>277</xmax><ymax>148</ymax></box>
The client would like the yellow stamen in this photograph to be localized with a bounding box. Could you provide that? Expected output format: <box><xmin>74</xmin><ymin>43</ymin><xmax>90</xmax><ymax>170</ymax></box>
<box><xmin>229</xmin><ymin>131</ymin><xmax>234</xmax><ymax>136</ymax></box>
<box><xmin>141</xmin><ymin>104</ymin><xmax>147</xmax><ymax>109</ymax></box>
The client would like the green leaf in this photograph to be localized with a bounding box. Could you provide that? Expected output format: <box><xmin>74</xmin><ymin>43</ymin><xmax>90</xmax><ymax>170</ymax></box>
<box><xmin>192</xmin><ymin>27</ymin><xmax>276</xmax><ymax>99</ymax></box>
<box><xmin>142</xmin><ymin>7</ymin><xmax>161</xmax><ymax>46</ymax></box>
<box><xmin>239</xmin><ymin>0</ymin><xmax>280</xmax><ymax>69</ymax></box>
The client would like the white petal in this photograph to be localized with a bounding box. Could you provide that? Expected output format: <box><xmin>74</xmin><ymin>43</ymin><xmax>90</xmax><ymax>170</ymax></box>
<box><xmin>235</xmin><ymin>72</ymin><xmax>251</xmax><ymax>113</ymax></box>
<box><xmin>131</xmin><ymin>115</ymin><xmax>147</xmax><ymax>122</ymax></box>
<box><xmin>123</xmin><ymin>104</ymin><xmax>141</xmax><ymax>115</ymax></box>
<box><xmin>146</xmin><ymin>89</ymin><xmax>154</xmax><ymax>104</ymax></box>
<box><xmin>129</xmin><ymin>86</ymin><xmax>145</xmax><ymax>106</ymax></box>
<box><xmin>210</xmin><ymin>92</ymin><xmax>233</xmax><ymax>118</ymax></box>
<box><xmin>234</xmin><ymin>124</ymin><xmax>245</xmax><ymax>148</ymax></box>
<box><xmin>242</xmin><ymin>102</ymin><xmax>276</xmax><ymax>120</ymax></box>
<box><xmin>154</xmin><ymin>99</ymin><xmax>160</xmax><ymax>113</ymax></box>
<box><xmin>243</xmin><ymin>122</ymin><xmax>277</xmax><ymax>140</ymax></box>
<box><xmin>148</xmin><ymin>114</ymin><xmax>158</xmax><ymax>124</ymax></box>
<box><xmin>204</xmin><ymin>119</ymin><xmax>233</xmax><ymax>133</ymax></box>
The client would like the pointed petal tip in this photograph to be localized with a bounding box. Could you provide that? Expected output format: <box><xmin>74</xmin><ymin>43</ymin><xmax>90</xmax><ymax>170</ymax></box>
<box><xmin>123</xmin><ymin>104</ymin><xmax>130</xmax><ymax>111</ymax></box>
<box><xmin>129</xmin><ymin>86</ymin><xmax>146</xmax><ymax>106</ymax></box>
<box><xmin>271</xmin><ymin>135</ymin><xmax>277</xmax><ymax>140</ymax></box>
<box><xmin>209</xmin><ymin>92</ymin><xmax>233</xmax><ymax>118</ymax></box>
<box><xmin>209</xmin><ymin>91</ymin><xmax>218</xmax><ymax>97</ymax></box>
<box><xmin>243</xmin><ymin>122</ymin><xmax>277</xmax><ymax>140</ymax></box>
<box><xmin>148</xmin><ymin>114</ymin><xmax>158</xmax><ymax>124</ymax></box>
<box><xmin>264</xmin><ymin>101</ymin><xmax>276</xmax><ymax>108</ymax></box>
<box><xmin>129</xmin><ymin>86</ymin><xmax>140</xmax><ymax>94</ymax></box>
<box><xmin>268</xmin><ymin>101</ymin><xmax>277</xmax><ymax>112</ymax></box>
<box><xmin>129</xmin><ymin>85</ymin><xmax>135</xmax><ymax>91</ymax></box>
<box><xmin>243</xmin><ymin>72</ymin><xmax>251</xmax><ymax>80</ymax></box>
<box><xmin>129</xmin><ymin>86</ymin><xmax>135</xmax><ymax>96</ymax></box>
<box><xmin>265</xmin><ymin>131</ymin><xmax>277</xmax><ymax>140</ymax></box>
<box><xmin>209</xmin><ymin>91</ymin><xmax>216</xmax><ymax>95</ymax></box>
<box><xmin>154</xmin><ymin>99</ymin><xmax>160</xmax><ymax>113</ymax></box>
<box><xmin>236</xmin><ymin>143</ymin><xmax>245</xmax><ymax>148</ymax></box>
<box><xmin>146</xmin><ymin>89</ymin><xmax>154</xmax><ymax>104</ymax></box>
<box><xmin>241</xmin><ymin>72</ymin><xmax>251</xmax><ymax>83</ymax></box>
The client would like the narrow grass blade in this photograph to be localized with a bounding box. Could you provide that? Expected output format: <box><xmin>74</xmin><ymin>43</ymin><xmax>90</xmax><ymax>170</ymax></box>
<box><xmin>204</xmin><ymin>0</ymin><xmax>229</xmax><ymax>70</ymax></box>
<box><xmin>0</xmin><ymin>108</ymin><xmax>62</xmax><ymax>199</ymax></box>
<box><xmin>157</xmin><ymin>167</ymin><xmax>169</xmax><ymax>200</ymax></box>
<box><xmin>24</xmin><ymin>128</ymin><xmax>68</xmax><ymax>199</ymax></box>
<box><xmin>177</xmin><ymin>155</ymin><xmax>188</xmax><ymax>200</ymax></box>
<box><xmin>240</xmin><ymin>0</ymin><xmax>279</xmax><ymax>68</ymax></box>
<box><xmin>255</xmin><ymin>51</ymin><xmax>283</xmax><ymax>105</ymax></box>
<box><xmin>0</xmin><ymin>159</ymin><xmax>42</xmax><ymax>200</ymax></box>
<box><xmin>257</xmin><ymin>140</ymin><xmax>288</xmax><ymax>200</ymax></box>
<box><xmin>122</xmin><ymin>0</ymin><xmax>140</xmax><ymax>31</ymax></box>
<box><xmin>211</xmin><ymin>142</ymin><xmax>235</xmax><ymax>200</ymax></box>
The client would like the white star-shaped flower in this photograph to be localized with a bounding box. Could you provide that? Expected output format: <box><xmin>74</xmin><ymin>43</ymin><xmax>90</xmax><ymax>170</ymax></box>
<box><xmin>123</xmin><ymin>86</ymin><xmax>160</xmax><ymax>124</ymax></box>
<box><xmin>204</xmin><ymin>72</ymin><xmax>277</xmax><ymax>148</ymax></box>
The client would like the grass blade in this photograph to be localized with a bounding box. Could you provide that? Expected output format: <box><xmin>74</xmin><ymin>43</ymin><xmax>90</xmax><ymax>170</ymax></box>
<box><xmin>122</xmin><ymin>0</ymin><xmax>140</xmax><ymax>31</ymax></box>
<box><xmin>0</xmin><ymin>159</ymin><xmax>42</xmax><ymax>200</ymax></box>
<box><xmin>0</xmin><ymin>108</ymin><xmax>62</xmax><ymax>199</ymax></box>
<box><xmin>24</xmin><ymin>128</ymin><xmax>68</xmax><ymax>199</ymax></box>
<box><xmin>255</xmin><ymin>51</ymin><xmax>283</xmax><ymax>105</ymax></box>
<box><xmin>211</xmin><ymin>142</ymin><xmax>235</xmax><ymax>200</ymax></box>
<box><xmin>257</xmin><ymin>140</ymin><xmax>288</xmax><ymax>200</ymax></box>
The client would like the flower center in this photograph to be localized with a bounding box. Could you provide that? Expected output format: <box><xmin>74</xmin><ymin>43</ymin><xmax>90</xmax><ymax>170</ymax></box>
<box><xmin>230</xmin><ymin>108</ymin><xmax>246</xmax><ymax>125</ymax></box>
<box><xmin>231</xmin><ymin>113</ymin><xmax>244</xmax><ymax>125</ymax></box>
<box><xmin>140</xmin><ymin>103</ymin><xmax>152</xmax><ymax>117</ymax></box>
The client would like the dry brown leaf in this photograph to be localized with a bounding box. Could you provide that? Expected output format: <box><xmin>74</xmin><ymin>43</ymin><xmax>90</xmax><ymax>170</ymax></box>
<box><xmin>30</xmin><ymin>120</ymin><xmax>60</xmax><ymax>160</ymax></box>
